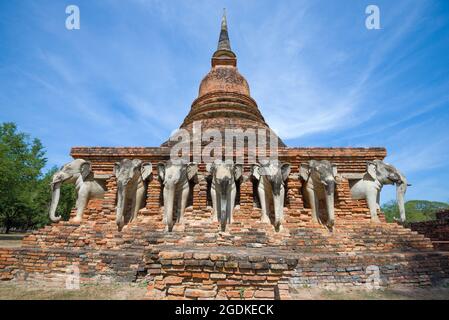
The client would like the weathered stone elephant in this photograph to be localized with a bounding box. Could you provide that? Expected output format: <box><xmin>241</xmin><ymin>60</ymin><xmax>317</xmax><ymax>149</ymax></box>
<box><xmin>350</xmin><ymin>160</ymin><xmax>409</xmax><ymax>223</ymax></box>
<box><xmin>251</xmin><ymin>161</ymin><xmax>291</xmax><ymax>231</ymax></box>
<box><xmin>206</xmin><ymin>159</ymin><xmax>243</xmax><ymax>231</ymax></box>
<box><xmin>300</xmin><ymin>160</ymin><xmax>338</xmax><ymax>230</ymax></box>
<box><xmin>114</xmin><ymin>159</ymin><xmax>153</xmax><ymax>230</ymax></box>
<box><xmin>49</xmin><ymin>159</ymin><xmax>107</xmax><ymax>223</ymax></box>
<box><xmin>157</xmin><ymin>161</ymin><xmax>198</xmax><ymax>231</ymax></box>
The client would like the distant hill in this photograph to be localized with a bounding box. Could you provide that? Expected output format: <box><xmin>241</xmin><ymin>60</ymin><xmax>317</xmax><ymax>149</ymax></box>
<box><xmin>382</xmin><ymin>200</ymin><xmax>449</xmax><ymax>223</ymax></box>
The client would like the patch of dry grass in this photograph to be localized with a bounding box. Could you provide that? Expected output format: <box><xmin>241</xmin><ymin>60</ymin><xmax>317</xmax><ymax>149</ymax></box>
<box><xmin>1</xmin><ymin>281</ymin><xmax>449</xmax><ymax>300</ymax></box>
<box><xmin>0</xmin><ymin>240</ymin><xmax>22</xmax><ymax>248</ymax></box>
<box><xmin>0</xmin><ymin>234</ymin><xmax>24</xmax><ymax>248</ymax></box>
<box><xmin>291</xmin><ymin>286</ymin><xmax>449</xmax><ymax>300</ymax></box>
<box><xmin>0</xmin><ymin>282</ymin><xmax>147</xmax><ymax>300</ymax></box>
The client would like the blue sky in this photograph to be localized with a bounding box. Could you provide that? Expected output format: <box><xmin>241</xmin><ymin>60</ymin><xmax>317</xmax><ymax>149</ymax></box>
<box><xmin>1</xmin><ymin>0</ymin><xmax>448</xmax><ymax>204</ymax></box>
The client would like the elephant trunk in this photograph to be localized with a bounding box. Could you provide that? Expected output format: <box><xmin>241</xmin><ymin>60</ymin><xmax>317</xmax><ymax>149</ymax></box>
<box><xmin>219</xmin><ymin>189</ymin><xmax>228</xmax><ymax>232</ymax></box>
<box><xmin>396</xmin><ymin>181</ymin><xmax>407</xmax><ymax>223</ymax></box>
<box><xmin>49</xmin><ymin>182</ymin><xmax>62</xmax><ymax>222</ymax></box>
<box><xmin>164</xmin><ymin>187</ymin><xmax>175</xmax><ymax>232</ymax></box>
<box><xmin>325</xmin><ymin>181</ymin><xmax>335</xmax><ymax>229</ymax></box>
<box><xmin>273</xmin><ymin>192</ymin><xmax>283</xmax><ymax>231</ymax></box>
<box><xmin>116</xmin><ymin>183</ymin><xmax>126</xmax><ymax>230</ymax></box>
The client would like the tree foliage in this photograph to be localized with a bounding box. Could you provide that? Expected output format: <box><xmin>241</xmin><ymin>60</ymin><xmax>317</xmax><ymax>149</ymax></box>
<box><xmin>382</xmin><ymin>200</ymin><xmax>449</xmax><ymax>223</ymax></box>
<box><xmin>0</xmin><ymin>122</ymin><xmax>75</xmax><ymax>233</ymax></box>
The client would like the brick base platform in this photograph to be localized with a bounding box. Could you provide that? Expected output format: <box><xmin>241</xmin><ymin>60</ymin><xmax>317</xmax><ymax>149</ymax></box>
<box><xmin>144</xmin><ymin>247</ymin><xmax>449</xmax><ymax>300</ymax></box>
<box><xmin>1</xmin><ymin>149</ymin><xmax>448</xmax><ymax>299</ymax></box>
<box><xmin>2</xmin><ymin>213</ymin><xmax>449</xmax><ymax>299</ymax></box>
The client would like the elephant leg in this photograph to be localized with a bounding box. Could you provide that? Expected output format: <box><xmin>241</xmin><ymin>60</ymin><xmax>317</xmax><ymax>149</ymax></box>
<box><xmin>162</xmin><ymin>190</ymin><xmax>167</xmax><ymax>225</ymax></box>
<box><xmin>178</xmin><ymin>185</ymin><xmax>189</xmax><ymax>223</ymax></box>
<box><xmin>211</xmin><ymin>185</ymin><xmax>218</xmax><ymax>222</ymax></box>
<box><xmin>74</xmin><ymin>189</ymin><xmax>89</xmax><ymax>223</ymax></box>
<box><xmin>258</xmin><ymin>183</ymin><xmax>270</xmax><ymax>223</ymax></box>
<box><xmin>376</xmin><ymin>192</ymin><xmax>381</xmax><ymax>211</ymax></box>
<box><xmin>229</xmin><ymin>184</ymin><xmax>236</xmax><ymax>224</ymax></box>
<box><xmin>367</xmin><ymin>191</ymin><xmax>380</xmax><ymax>223</ymax></box>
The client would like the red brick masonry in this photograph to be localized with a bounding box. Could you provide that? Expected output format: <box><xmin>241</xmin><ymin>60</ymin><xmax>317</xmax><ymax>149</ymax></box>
<box><xmin>409</xmin><ymin>210</ymin><xmax>449</xmax><ymax>251</ymax></box>
<box><xmin>1</xmin><ymin>146</ymin><xmax>448</xmax><ymax>300</ymax></box>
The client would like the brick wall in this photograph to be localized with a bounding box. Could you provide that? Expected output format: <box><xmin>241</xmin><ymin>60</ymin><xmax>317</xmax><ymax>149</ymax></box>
<box><xmin>1</xmin><ymin>146</ymin><xmax>449</xmax><ymax>299</ymax></box>
<box><xmin>409</xmin><ymin>210</ymin><xmax>449</xmax><ymax>251</ymax></box>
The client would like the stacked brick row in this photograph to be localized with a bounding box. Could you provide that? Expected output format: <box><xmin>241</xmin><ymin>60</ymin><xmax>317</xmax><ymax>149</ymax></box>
<box><xmin>409</xmin><ymin>210</ymin><xmax>449</xmax><ymax>251</ymax></box>
<box><xmin>143</xmin><ymin>247</ymin><xmax>449</xmax><ymax>300</ymax></box>
<box><xmin>0</xmin><ymin>249</ymin><xmax>16</xmax><ymax>280</ymax></box>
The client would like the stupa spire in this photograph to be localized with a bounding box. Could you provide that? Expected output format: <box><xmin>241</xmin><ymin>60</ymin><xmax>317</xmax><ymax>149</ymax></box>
<box><xmin>212</xmin><ymin>9</ymin><xmax>237</xmax><ymax>67</ymax></box>
<box><xmin>217</xmin><ymin>9</ymin><xmax>231</xmax><ymax>51</ymax></box>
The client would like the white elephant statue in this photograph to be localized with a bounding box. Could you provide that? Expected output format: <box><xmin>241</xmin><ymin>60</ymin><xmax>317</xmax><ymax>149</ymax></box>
<box><xmin>300</xmin><ymin>160</ymin><xmax>338</xmax><ymax>230</ymax></box>
<box><xmin>251</xmin><ymin>161</ymin><xmax>291</xmax><ymax>231</ymax></box>
<box><xmin>157</xmin><ymin>161</ymin><xmax>198</xmax><ymax>231</ymax></box>
<box><xmin>350</xmin><ymin>160</ymin><xmax>409</xmax><ymax>223</ymax></box>
<box><xmin>114</xmin><ymin>159</ymin><xmax>153</xmax><ymax>230</ymax></box>
<box><xmin>206</xmin><ymin>159</ymin><xmax>243</xmax><ymax>231</ymax></box>
<box><xmin>49</xmin><ymin>159</ymin><xmax>107</xmax><ymax>223</ymax></box>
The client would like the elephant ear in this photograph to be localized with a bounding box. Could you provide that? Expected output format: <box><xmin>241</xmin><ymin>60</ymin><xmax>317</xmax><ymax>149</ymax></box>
<box><xmin>281</xmin><ymin>163</ymin><xmax>291</xmax><ymax>181</ymax></box>
<box><xmin>366</xmin><ymin>161</ymin><xmax>377</xmax><ymax>180</ymax></box>
<box><xmin>113</xmin><ymin>161</ymin><xmax>121</xmax><ymax>176</ymax></box>
<box><xmin>187</xmin><ymin>162</ymin><xmax>198</xmax><ymax>181</ymax></box>
<box><xmin>141</xmin><ymin>162</ymin><xmax>153</xmax><ymax>182</ymax></box>
<box><xmin>206</xmin><ymin>162</ymin><xmax>214</xmax><ymax>174</ymax></box>
<box><xmin>332</xmin><ymin>164</ymin><xmax>338</xmax><ymax>177</ymax></box>
<box><xmin>80</xmin><ymin>161</ymin><xmax>92</xmax><ymax>180</ymax></box>
<box><xmin>157</xmin><ymin>162</ymin><xmax>166</xmax><ymax>182</ymax></box>
<box><xmin>251</xmin><ymin>164</ymin><xmax>261</xmax><ymax>181</ymax></box>
<box><xmin>299</xmin><ymin>163</ymin><xmax>310</xmax><ymax>181</ymax></box>
<box><xmin>234</xmin><ymin>164</ymin><xmax>243</xmax><ymax>181</ymax></box>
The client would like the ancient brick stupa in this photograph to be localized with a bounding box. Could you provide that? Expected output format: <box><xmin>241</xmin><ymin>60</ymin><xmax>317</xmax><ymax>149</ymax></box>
<box><xmin>1</xmin><ymin>13</ymin><xmax>448</xmax><ymax>299</ymax></box>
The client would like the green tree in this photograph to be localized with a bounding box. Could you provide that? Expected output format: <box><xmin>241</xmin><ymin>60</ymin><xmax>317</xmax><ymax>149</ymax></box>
<box><xmin>0</xmin><ymin>123</ymin><xmax>46</xmax><ymax>232</ymax></box>
<box><xmin>382</xmin><ymin>200</ymin><xmax>449</xmax><ymax>223</ymax></box>
<box><xmin>0</xmin><ymin>122</ymin><xmax>76</xmax><ymax>233</ymax></box>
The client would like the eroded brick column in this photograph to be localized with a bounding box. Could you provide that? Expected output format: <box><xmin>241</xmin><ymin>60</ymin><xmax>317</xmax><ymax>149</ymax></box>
<box><xmin>193</xmin><ymin>164</ymin><xmax>208</xmax><ymax>211</ymax></box>
<box><xmin>101</xmin><ymin>176</ymin><xmax>117</xmax><ymax>221</ymax></box>
<box><xmin>146</xmin><ymin>178</ymin><xmax>162</xmax><ymax>216</ymax></box>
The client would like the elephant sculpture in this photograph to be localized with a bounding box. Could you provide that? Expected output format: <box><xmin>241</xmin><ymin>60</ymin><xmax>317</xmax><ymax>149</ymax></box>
<box><xmin>114</xmin><ymin>159</ymin><xmax>153</xmax><ymax>230</ymax></box>
<box><xmin>49</xmin><ymin>159</ymin><xmax>107</xmax><ymax>223</ymax></box>
<box><xmin>251</xmin><ymin>161</ymin><xmax>291</xmax><ymax>231</ymax></box>
<box><xmin>157</xmin><ymin>161</ymin><xmax>198</xmax><ymax>231</ymax></box>
<box><xmin>350</xmin><ymin>160</ymin><xmax>409</xmax><ymax>223</ymax></box>
<box><xmin>206</xmin><ymin>159</ymin><xmax>243</xmax><ymax>231</ymax></box>
<box><xmin>300</xmin><ymin>160</ymin><xmax>338</xmax><ymax>230</ymax></box>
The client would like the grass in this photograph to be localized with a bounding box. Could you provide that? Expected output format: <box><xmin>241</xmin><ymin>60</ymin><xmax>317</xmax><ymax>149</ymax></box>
<box><xmin>0</xmin><ymin>233</ymin><xmax>25</xmax><ymax>248</ymax></box>
<box><xmin>1</xmin><ymin>281</ymin><xmax>449</xmax><ymax>300</ymax></box>
<box><xmin>0</xmin><ymin>240</ymin><xmax>22</xmax><ymax>248</ymax></box>
<box><xmin>0</xmin><ymin>282</ymin><xmax>147</xmax><ymax>300</ymax></box>
<box><xmin>291</xmin><ymin>286</ymin><xmax>449</xmax><ymax>300</ymax></box>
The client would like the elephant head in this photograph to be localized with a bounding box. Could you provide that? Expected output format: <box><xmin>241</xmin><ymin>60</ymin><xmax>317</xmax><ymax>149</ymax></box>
<box><xmin>366</xmin><ymin>160</ymin><xmax>409</xmax><ymax>222</ymax></box>
<box><xmin>158</xmin><ymin>161</ymin><xmax>198</xmax><ymax>231</ymax></box>
<box><xmin>114</xmin><ymin>159</ymin><xmax>152</xmax><ymax>230</ymax></box>
<box><xmin>206</xmin><ymin>159</ymin><xmax>243</xmax><ymax>231</ymax></box>
<box><xmin>252</xmin><ymin>161</ymin><xmax>291</xmax><ymax>230</ymax></box>
<box><xmin>300</xmin><ymin>160</ymin><xmax>338</xmax><ymax>229</ymax></box>
<box><xmin>49</xmin><ymin>159</ymin><xmax>92</xmax><ymax>222</ymax></box>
